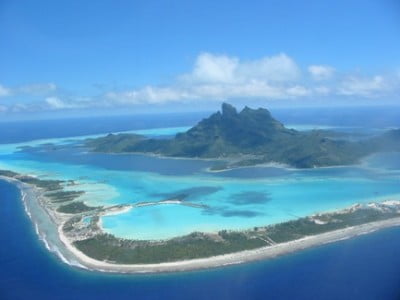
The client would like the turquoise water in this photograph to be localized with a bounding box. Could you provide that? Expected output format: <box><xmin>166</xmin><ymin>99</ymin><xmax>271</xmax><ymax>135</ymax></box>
<box><xmin>3</xmin><ymin>178</ymin><xmax>400</xmax><ymax>300</ymax></box>
<box><xmin>82</xmin><ymin>216</ymin><xmax>92</xmax><ymax>225</ymax></box>
<box><xmin>1</xmin><ymin>126</ymin><xmax>400</xmax><ymax>240</ymax></box>
<box><xmin>3</xmin><ymin>109</ymin><xmax>400</xmax><ymax>299</ymax></box>
<box><xmin>101</xmin><ymin>173</ymin><xmax>400</xmax><ymax>239</ymax></box>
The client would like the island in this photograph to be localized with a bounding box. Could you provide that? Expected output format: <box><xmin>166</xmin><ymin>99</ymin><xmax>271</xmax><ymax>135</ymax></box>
<box><xmin>1</xmin><ymin>168</ymin><xmax>400</xmax><ymax>272</ymax></box>
<box><xmin>86</xmin><ymin>103</ymin><xmax>400</xmax><ymax>170</ymax></box>
<box><xmin>1</xmin><ymin>104</ymin><xmax>400</xmax><ymax>273</ymax></box>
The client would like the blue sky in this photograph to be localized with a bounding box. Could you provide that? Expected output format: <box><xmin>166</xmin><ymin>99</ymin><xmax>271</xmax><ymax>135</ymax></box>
<box><xmin>1</xmin><ymin>0</ymin><xmax>400</xmax><ymax>118</ymax></box>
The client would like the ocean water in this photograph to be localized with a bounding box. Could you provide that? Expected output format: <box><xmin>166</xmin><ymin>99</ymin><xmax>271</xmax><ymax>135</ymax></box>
<box><xmin>1</xmin><ymin>107</ymin><xmax>400</xmax><ymax>299</ymax></box>
<box><xmin>0</xmin><ymin>122</ymin><xmax>399</xmax><ymax>240</ymax></box>
<box><xmin>1</xmin><ymin>179</ymin><xmax>400</xmax><ymax>300</ymax></box>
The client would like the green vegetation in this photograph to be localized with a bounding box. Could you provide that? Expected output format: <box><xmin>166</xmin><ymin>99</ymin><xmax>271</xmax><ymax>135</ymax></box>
<box><xmin>62</xmin><ymin>216</ymin><xmax>83</xmax><ymax>232</ymax></box>
<box><xmin>46</xmin><ymin>190</ymin><xmax>85</xmax><ymax>203</ymax></box>
<box><xmin>18</xmin><ymin>176</ymin><xmax>63</xmax><ymax>191</ymax></box>
<box><xmin>0</xmin><ymin>169</ymin><xmax>87</xmax><ymax>208</ymax></box>
<box><xmin>86</xmin><ymin>133</ymin><xmax>145</xmax><ymax>153</ymax></box>
<box><xmin>74</xmin><ymin>232</ymin><xmax>267</xmax><ymax>264</ymax></box>
<box><xmin>85</xmin><ymin>103</ymin><xmax>400</xmax><ymax>169</ymax></box>
<box><xmin>57</xmin><ymin>201</ymin><xmax>98</xmax><ymax>214</ymax></box>
<box><xmin>266</xmin><ymin>208</ymin><xmax>399</xmax><ymax>243</ymax></box>
<box><xmin>74</xmin><ymin>204</ymin><xmax>400</xmax><ymax>264</ymax></box>
<box><xmin>0</xmin><ymin>170</ymin><xmax>19</xmax><ymax>177</ymax></box>
<box><xmin>0</xmin><ymin>169</ymin><xmax>94</xmax><ymax>213</ymax></box>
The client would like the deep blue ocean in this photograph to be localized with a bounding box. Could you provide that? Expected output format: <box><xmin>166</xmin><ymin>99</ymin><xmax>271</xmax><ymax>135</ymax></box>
<box><xmin>1</xmin><ymin>107</ymin><xmax>400</xmax><ymax>299</ymax></box>
<box><xmin>2</xmin><ymin>179</ymin><xmax>400</xmax><ymax>300</ymax></box>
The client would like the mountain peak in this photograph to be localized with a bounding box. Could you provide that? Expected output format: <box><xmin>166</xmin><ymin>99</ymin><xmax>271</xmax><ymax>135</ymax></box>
<box><xmin>87</xmin><ymin>103</ymin><xmax>400</xmax><ymax>169</ymax></box>
<box><xmin>240</xmin><ymin>105</ymin><xmax>271</xmax><ymax>116</ymax></box>
<box><xmin>221</xmin><ymin>103</ymin><xmax>237</xmax><ymax>116</ymax></box>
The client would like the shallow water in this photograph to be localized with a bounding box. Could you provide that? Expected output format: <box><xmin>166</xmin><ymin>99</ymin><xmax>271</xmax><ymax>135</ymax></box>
<box><xmin>2</xmin><ymin>109</ymin><xmax>400</xmax><ymax>299</ymax></box>
<box><xmin>0</xmin><ymin>122</ymin><xmax>399</xmax><ymax>240</ymax></box>
<box><xmin>2</xmin><ymin>179</ymin><xmax>400</xmax><ymax>300</ymax></box>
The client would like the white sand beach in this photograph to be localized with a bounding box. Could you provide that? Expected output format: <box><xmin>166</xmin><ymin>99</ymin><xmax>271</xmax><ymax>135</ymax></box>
<box><xmin>3</xmin><ymin>175</ymin><xmax>400</xmax><ymax>274</ymax></box>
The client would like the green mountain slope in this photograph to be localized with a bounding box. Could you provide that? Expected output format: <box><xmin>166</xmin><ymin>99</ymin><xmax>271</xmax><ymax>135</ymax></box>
<box><xmin>86</xmin><ymin>103</ymin><xmax>400</xmax><ymax>169</ymax></box>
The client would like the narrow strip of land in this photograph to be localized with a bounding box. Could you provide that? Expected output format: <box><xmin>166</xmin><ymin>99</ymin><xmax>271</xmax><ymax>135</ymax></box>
<box><xmin>58</xmin><ymin>217</ymin><xmax>400</xmax><ymax>273</ymax></box>
<box><xmin>2</xmin><ymin>172</ymin><xmax>400</xmax><ymax>274</ymax></box>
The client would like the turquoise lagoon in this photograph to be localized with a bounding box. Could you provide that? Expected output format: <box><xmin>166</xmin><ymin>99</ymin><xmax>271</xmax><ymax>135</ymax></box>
<box><xmin>1</xmin><ymin>126</ymin><xmax>400</xmax><ymax>240</ymax></box>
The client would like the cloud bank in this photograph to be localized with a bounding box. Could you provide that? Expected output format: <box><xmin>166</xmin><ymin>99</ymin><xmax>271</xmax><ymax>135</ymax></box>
<box><xmin>104</xmin><ymin>53</ymin><xmax>397</xmax><ymax>106</ymax></box>
<box><xmin>0</xmin><ymin>84</ymin><xmax>12</xmax><ymax>97</ymax></box>
<box><xmin>0</xmin><ymin>83</ymin><xmax>57</xmax><ymax>98</ymax></box>
<box><xmin>308</xmin><ymin>65</ymin><xmax>335</xmax><ymax>80</ymax></box>
<box><xmin>0</xmin><ymin>52</ymin><xmax>398</xmax><ymax>113</ymax></box>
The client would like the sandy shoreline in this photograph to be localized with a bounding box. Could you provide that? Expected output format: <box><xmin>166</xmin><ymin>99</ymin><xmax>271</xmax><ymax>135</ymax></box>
<box><xmin>58</xmin><ymin>217</ymin><xmax>400</xmax><ymax>274</ymax></box>
<box><xmin>3</xmin><ymin>175</ymin><xmax>400</xmax><ymax>274</ymax></box>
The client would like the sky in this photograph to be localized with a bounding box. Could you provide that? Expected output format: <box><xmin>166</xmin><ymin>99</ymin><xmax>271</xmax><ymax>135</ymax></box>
<box><xmin>1</xmin><ymin>0</ymin><xmax>400</xmax><ymax>119</ymax></box>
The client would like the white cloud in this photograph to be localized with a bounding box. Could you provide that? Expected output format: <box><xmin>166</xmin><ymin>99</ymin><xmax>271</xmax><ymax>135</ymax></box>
<box><xmin>308</xmin><ymin>65</ymin><xmax>335</xmax><ymax>80</ymax></box>
<box><xmin>45</xmin><ymin>97</ymin><xmax>73</xmax><ymax>109</ymax></box>
<box><xmin>183</xmin><ymin>52</ymin><xmax>300</xmax><ymax>84</ymax></box>
<box><xmin>106</xmin><ymin>86</ymin><xmax>194</xmax><ymax>105</ymax></box>
<box><xmin>0</xmin><ymin>82</ymin><xmax>56</xmax><ymax>98</ymax></box>
<box><xmin>189</xmin><ymin>53</ymin><xmax>238</xmax><ymax>83</ymax></box>
<box><xmin>338</xmin><ymin>75</ymin><xmax>389</xmax><ymax>97</ymax></box>
<box><xmin>0</xmin><ymin>84</ymin><xmax>11</xmax><ymax>97</ymax></box>
<box><xmin>105</xmin><ymin>81</ymin><xmax>314</xmax><ymax>105</ymax></box>
<box><xmin>4</xmin><ymin>96</ymin><xmax>87</xmax><ymax>112</ymax></box>
<box><xmin>4</xmin><ymin>53</ymin><xmax>399</xmax><ymax>113</ymax></box>
<box><xmin>237</xmin><ymin>53</ymin><xmax>300</xmax><ymax>82</ymax></box>
<box><xmin>19</xmin><ymin>83</ymin><xmax>57</xmax><ymax>95</ymax></box>
<box><xmin>191</xmin><ymin>81</ymin><xmax>287</xmax><ymax>99</ymax></box>
<box><xmin>286</xmin><ymin>85</ymin><xmax>311</xmax><ymax>97</ymax></box>
<box><xmin>106</xmin><ymin>53</ymin><xmax>304</xmax><ymax>105</ymax></box>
